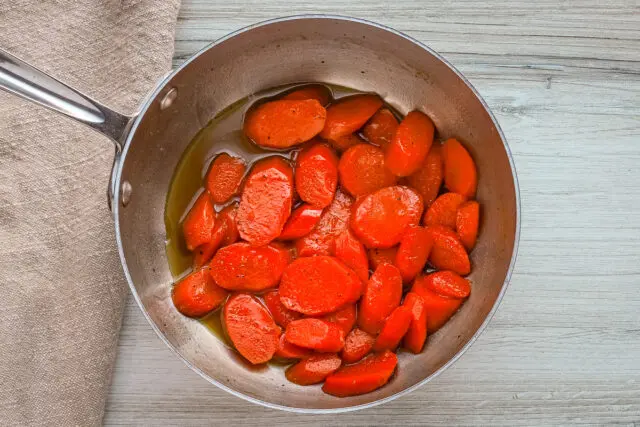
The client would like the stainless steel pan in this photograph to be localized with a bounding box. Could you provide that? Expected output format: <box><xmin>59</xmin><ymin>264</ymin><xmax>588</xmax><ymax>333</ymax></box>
<box><xmin>0</xmin><ymin>15</ymin><xmax>520</xmax><ymax>412</ymax></box>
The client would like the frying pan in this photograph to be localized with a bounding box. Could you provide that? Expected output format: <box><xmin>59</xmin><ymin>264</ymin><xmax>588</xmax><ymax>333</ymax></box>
<box><xmin>0</xmin><ymin>15</ymin><xmax>520</xmax><ymax>412</ymax></box>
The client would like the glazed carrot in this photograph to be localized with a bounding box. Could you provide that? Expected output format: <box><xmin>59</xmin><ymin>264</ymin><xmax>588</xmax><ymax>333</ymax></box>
<box><xmin>341</xmin><ymin>328</ymin><xmax>375</xmax><ymax>364</ymax></box>
<box><xmin>223</xmin><ymin>293</ymin><xmax>280</xmax><ymax>364</ymax></box>
<box><xmin>279</xmin><ymin>256</ymin><xmax>362</xmax><ymax>315</ymax></box>
<box><xmin>285</xmin><ymin>353</ymin><xmax>342</xmax><ymax>385</ymax></box>
<box><xmin>422</xmin><ymin>270</ymin><xmax>471</xmax><ymax>299</ymax></box>
<box><xmin>442</xmin><ymin>138</ymin><xmax>477</xmax><ymax>198</ymax></box>
<box><xmin>323</xmin><ymin>350</ymin><xmax>398</xmax><ymax>397</ymax></box>
<box><xmin>338</xmin><ymin>144</ymin><xmax>397</xmax><ymax>196</ymax></box>
<box><xmin>334</xmin><ymin>230</ymin><xmax>369</xmax><ymax>282</ymax></box>
<box><xmin>209</xmin><ymin>242</ymin><xmax>289</xmax><ymax>291</ymax></box>
<box><xmin>406</xmin><ymin>143</ymin><xmax>443</xmax><ymax>207</ymax></box>
<box><xmin>295</xmin><ymin>143</ymin><xmax>339</xmax><ymax>208</ymax></box>
<box><xmin>320</xmin><ymin>94</ymin><xmax>383</xmax><ymax>141</ymax></box>
<box><xmin>278</xmin><ymin>204</ymin><xmax>323</xmax><ymax>240</ymax></box>
<box><xmin>171</xmin><ymin>268</ymin><xmax>228</xmax><ymax>318</ymax></box>
<box><xmin>205</xmin><ymin>153</ymin><xmax>246</xmax><ymax>204</ymax></box>
<box><xmin>282</xmin><ymin>84</ymin><xmax>332</xmax><ymax>106</ymax></box>
<box><xmin>192</xmin><ymin>224</ymin><xmax>226</xmax><ymax>268</ymax></box>
<box><xmin>295</xmin><ymin>189</ymin><xmax>353</xmax><ymax>257</ymax></box>
<box><xmin>362</xmin><ymin>108</ymin><xmax>399</xmax><ymax>149</ymax></box>
<box><xmin>329</xmin><ymin>133</ymin><xmax>364</xmax><ymax>152</ymax></box>
<box><xmin>373</xmin><ymin>305</ymin><xmax>412</xmax><ymax>351</ymax></box>
<box><xmin>275</xmin><ymin>333</ymin><xmax>312</xmax><ymax>360</ymax></box>
<box><xmin>351</xmin><ymin>186</ymin><xmax>424</xmax><ymax>248</ymax></box>
<box><xmin>456</xmin><ymin>200</ymin><xmax>480</xmax><ymax>250</ymax></box>
<box><xmin>218</xmin><ymin>203</ymin><xmax>239</xmax><ymax>246</ymax></box>
<box><xmin>385</xmin><ymin>111</ymin><xmax>434</xmax><ymax>176</ymax></box>
<box><xmin>368</xmin><ymin>247</ymin><xmax>398</xmax><ymax>270</ymax></box>
<box><xmin>411</xmin><ymin>278</ymin><xmax>463</xmax><ymax>331</ymax></box>
<box><xmin>321</xmin><ymin>304</ymin><xmax>357</xmax><ymax>335</ymax></box>
<box><xmin>402</xmin><ymin>292</ymin><xmax>428</xmax><ymax>353</ymax></box>
<box><xmin>395</xmin><ymin>225</ymin><xmax>432</xmax><ymax>282</ymax></box>
<box><xmin>244</xmin><ymin>99</ymin><xmax>326</xmax><ymax>148</ymax></box>
<box><xmin>183</xmin><ymin>192</ymin><xmax>216</xmax><ymax>251</ymax></box>
<box><xmin>427</xmin><ymin>225</ymin><xmax>471</xmax><ymax>276</ymax></box>
<box><xmin>263</xmin><ymin>289</ymin><xmax>302</xmax><ymax>328</ymax></box>
<box><xmin>424</xmin><ymin>192</ymin><xmax>466</xmax><ymax>229</ymax></box>
<box><xmin>358</xmin><ymin>263</ymin><xmax>403</xmax><ymax>335</ymax></box>
<box><xmin>237</xmin><ymin>156</ymin><xmax>294</xmax><ymax>246</ymax></box>
<box><xmin>285</xmin><ymin>318</ymin><xmax>346</xmax><ymax>352</ymax></box>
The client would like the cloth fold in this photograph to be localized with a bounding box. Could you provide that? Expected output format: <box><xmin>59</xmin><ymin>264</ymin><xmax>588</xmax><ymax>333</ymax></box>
<box><xmin>0</xmin><ymin>1</ymin><xmax>180</xmax><ymax>425</ymax></box>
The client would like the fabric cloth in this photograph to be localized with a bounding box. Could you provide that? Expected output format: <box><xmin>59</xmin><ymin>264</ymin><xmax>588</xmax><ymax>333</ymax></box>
<box><xmin>0</xmin><ymin>1</ymin><xmax>180</xmax><ymax>425</ymax></box>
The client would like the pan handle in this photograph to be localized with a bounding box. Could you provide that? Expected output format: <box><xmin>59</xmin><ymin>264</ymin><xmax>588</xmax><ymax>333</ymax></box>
<box><xmin>0</xmin><ymin>48</ymin><xmax>138</xmax><ymax>210</ymax></box>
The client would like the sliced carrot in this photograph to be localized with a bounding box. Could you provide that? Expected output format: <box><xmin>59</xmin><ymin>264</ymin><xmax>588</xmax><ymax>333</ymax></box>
<box><xmin>275</xmin><ymin>333</ymin><xmax>312</xmax><ymax>360</ymax></box>
<box><xmin>373</xmin><ymin>305</ymin><xmax>412</xmax><ymax>351</ymax></box>
<box><xmin>295</xmin><ymin>189</ymin><xmax>353</xmax><ymax>257</ymax></box>
<box><xmin>279</xmin><ymin>256</ymin><xmax>362</xmax><ymax>315</ymax></box>
<box><xmin>456</xmin><ymin>200</ymin><xmax>480</xmax><ymax>250</ymax></box>
<box><xmin>171</xmin><ymin>268</ymin><xmax>228</xmax><ymax>318</ymax></box>
<box><xmin>244</xmin><ymin>99</ymin><xmax>326</xmax><ymax>148</ymax></box>
<box><xmin>282</xmin><ymin>84</ymin><xmax>332</xmax><ymax>106</ymax></box>
<box><xmin>334</xmin><ymin>230</ymin><xmax>369</xmax><ymax>282</ymax></box>
<box><xmin>362</xmin><ymin>108</ymin><xmax>399</xmax><ymax>149</ymax></box>
<box><xmin>424</xmin><ymin>192</ymin><xmax>466</xmax><ymax>229</ymax></box>
<box><xmin>323</xmin><ymin>350</ymin><xmax>398</xmax><ymax>397</ymax></box>
<box><xmin>278</xmin><ymin>204</ymin><xmax>323</xmax><ymax>240</ymax></box>
<box><xmin>422</xmin><ymin>270</ymin><xmax>471</xmax><ymax>299</ymax></box>
<box><xmin>427</xmin><ymin>225</ymin><xmax>471</xmax><ymax>276</ymax></box>
<box><xmin>411</xmin><ymin>278</ymin><xmax>463</xmax><ymax>331</ymax></box>
<box><xmin>357</xmin><ymin>263</ymin><xmax>403</xmax><ymax>335</ymax></box>
<box><xmin>321</xmin><ymin>304</ymin><xmax>357</xmax><ymax>335</ymax></box>
<box><xmin>351</xmin><ymin>186</ymin><xmax>424</xmax><ymax>248</ymax></box>
<box><xmin>263</xmin><ymin>289</ymin><xmax>302</xmax><ymax>328</ymax></box>
<box><xmin>192</xmin><ymin>224</ymin><xmax>226</xmax><ymax>268</ymax></box>
<box><xmin>328</xmin><ymin>133</ymin><xmax>364</xmax><ymax>152</ymax></box>
<box><xmin>223</xmin><ymin>293</ymin><xmax>280</xmax><ymax>364</ymax></box>
<box><xmin>205</xmin><ymin>153</ymin><xmax>246</xmax><ymax>204</ymax></box>
<box><xmin>407</xmin><ymin>143</ymin><xmax>443</xmax><ymax>207</ymax></box>
<box><xmin>285</xmin><ymin>318</ymin><xmax>345</xmax><ymax>352</ymax></box>
<box><xmin>368</xmin><ymin>247</ymin><xmax>398</xmax><ymax>270</ymax></box>
<box><xmin>395</xmin><ymin>225</ymin><xmax>432</xmax><ymax>282</ymax></box>
<box><xmin>341</xmin><ymin>328</ymin><xmax>375</xmax><ymax>364</ymax></box>
<box><xmin>183</xmin><ymin>192</ymin><xmax>216</xmax><ymax>251</ymax></box>
<box><xmin>442</xmin><ymin>138</ymin><xmax>477</xmax><ymax>198</ymax></box>
<box><xmin>402</xmin><ymin>292</ymin><xmax>428</xmax><ymax>353</ymax></box>
<box><xmin>237</xmin><ymin>156</ymin><xmax>293</xmax><ymax>246</ymax></box>
<box><xmin>295</xmin><ymin>143</ymin><xmax>339</xmax><ymax>208</ymax></box>
<box><xmin>209</xmin><ymin>242</ymin><xmax>289</xmax><ymax>291</ymax></box>
<box><xmin>338</xmin><ymin>144</ymin><xmax>397</xmax><ymax>196</ymax></box>
<box><xmin>385</xmin><ymin>111</ymin><xmax>434</xmax><ymax>177</ymax></box>
<box><xmin>320</xmin><ymin>94</ymin><xmax>383</xmax><ymax>141</ymax></box>
<box><xmin>285</xmin><ymin>353</ymin><xmax>342</xmax><ymax>385</ymax></box>
<box><xmin>218</xmin><ymin>203</ymin><xmax>239</xmax><ymax>246</ymax></box>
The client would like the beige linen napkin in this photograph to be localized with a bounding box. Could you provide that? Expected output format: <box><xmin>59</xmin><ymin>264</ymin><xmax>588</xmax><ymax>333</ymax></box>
<box><xmin>0</xmin><ymin>1</ymin><xmax>180</xmax><ymax>425</ymax></box>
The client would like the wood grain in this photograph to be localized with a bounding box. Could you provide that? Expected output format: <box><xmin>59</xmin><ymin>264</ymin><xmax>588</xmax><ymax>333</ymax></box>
<box><xmin>105</xmin><ymin>0</ymin><xmax>640</xmax><ymax>425</ymax></box>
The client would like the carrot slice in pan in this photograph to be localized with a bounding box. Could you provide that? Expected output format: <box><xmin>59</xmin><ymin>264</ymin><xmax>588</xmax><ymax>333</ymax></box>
<box><xmin>205</xmin><ymin>153</ymin><xmax>246</xmax><ymax>204</ymax></box>
<box><xmin>285</xmin><ymin>353</ymin><xmax>342</xmax><ymax>385</ymax></box>
<box><xmin>406</xmin><ymin>143</ymin><xmax>443</xmax><ymax>207</ymax></box>
<box><xmin>362</xmin><ymin>108</ymin><xmax>399</xmax><ymax>149</ymax></box>
<box><xmin>192</xmin><ymin>202</ymin><xmax>240</xmax><ymax>267</ymax></box>
<box><xmin>328</xmin><ymin>133</ymin><xmax>364</xmax><ymax>152</ymax></box>
<box><xmin>282</xmin><ymin>84</ymin><xmax>332</xmax><ymax>106</ymax></box>
<box><xmin>411</xmin><ymin>278</ymin><xmax>464</xmax><ymax>332</ymax></box>
<box><xmin>321</xmin><ymin>304</ymin><xmax>357</xmax><ymax>335</ymax></box>
<box><xmin>385</xmin><ymin>111</ymin><xmax>434</xmax><ymax>177</ymax></box>
<box><xmin>171</xmin><ymin>268</ymin><xmax>228</xmax><ymax>318</ymax></box>
<box><xmin>341</xmin><ymin>328</ymin><xmax>375</xmax><ymax>364</ymax></box>
<box><xmin>357</xmin><ymin>263</ymin><xmax>403</xmax><ymax>335</ymax></box>
<box><xmin>456</xmin><ymin>200</ymin><xmax>480</xmax><ymax>250</ymax></box>
<box><xmin>351</xmin><ymin>186</ymin><xmax>424</xmax><ymax>248</ymax></box>
<box><xmin>395</xmin><ymin>225</ymin><xmax>432</xmax><ymax>282</ymax></box>
<box><xmin>209</xmin><ymin>242</ymin><xmax>289</xmax><ymax>291</ymax></box>
<box><xmin>424</xmin><ymin>192</ymin><xmax>466</xmax><ymax>229</ymax></box>
<box><xmin>279</xmin><ymin>204</ymin><xmax>323</xmax><ymax>240</ymax></box>
<box><xmin>244</xmin><ymin>99</ymin><xmax>326</xmax><ymax>148</ymax></box>
<box><xmin>183</xmin><ymin>192</ymin><xmax>216</xmax><ymax>251</ymax></box>
<box><xmin>323</xmin><ymin>350</ymin><xmax>398</xmax><ymax>397</ymax></box>
<box><xmin>421</xmin><ymin>270</ymin><xmax>471</xmax><ymax>299</ymax></box>
<box><xmin>442</xmin><ymin>138</ymin><xmax>477</xmax><ymax>198</ymax></box>
<box><xmin>263</xmin><ymin>289</ymin><xmax>302</xmax><ymax>328</ymax></box>
<box><xmin>373</xmin><ymin>305</ymin><xmax>412</xmax><ymax>351</ymax></box>
<box><xmin>237</xmin><ymin>156</ymin><xmax>294</xmax><ymax>246</ymax></box>
<box><xmin>218</xmin><ymin>203</ymin><xmax>239</xmax><ymax>247</ymax></box>
<box><xmin>295</xmin><ymin>143</ymin><xmax>339</xmax><ymax>208</ymax></box>
<box><xmin>402</xmin><ymin>292</ymin><xmax>428</xmax><ymax>353</ymax></box>
<box><xmin>338</xmin><ymin>144</ymin><xmax>397</xmax><ymax>197</ymax></box>
<box><xmin>223</xmin><ymin>293</ymin><xmax>280</xmax><ymax>364</ymax></box>
<box><xmin>320</xmin><ymin>94</ymin><xmax>383</xmax><ymax>141</ymax></box>
<box><xmin>367</xmin><ymin>247</ymin><xmax>398</xmax><ymax>271</ymax></box>
<box><xmin>275</xmin><ymin>333</ymin><xmax>312</xmax><ymax>360</ymax></box>
<box><xmin>285</xmin><ymin>318</ymin><xmax>346</xmax><ymax>352</ymax></box>
<box><xmin>427</xmin><ymin>225</ymin><xmax>471</xmax><ymax>276</ymax></box>
<box><xmin>334</xmin><ymin>230</ymin><xmax>369</xmax><ymax>282</ymax></box>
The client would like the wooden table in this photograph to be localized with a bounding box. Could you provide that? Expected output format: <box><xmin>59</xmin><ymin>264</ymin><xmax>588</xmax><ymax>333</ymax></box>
<box><xmin>104</xmin><ymin>1</ymin><xmax>640</xmax><ymax>425</ymax></box>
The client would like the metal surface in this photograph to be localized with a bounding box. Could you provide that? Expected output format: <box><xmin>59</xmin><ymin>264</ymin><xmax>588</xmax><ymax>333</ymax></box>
<box><xmin>1</xmin><ymin>16</ymin><xmax>520</xmax><ymax>412</ymax></box>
